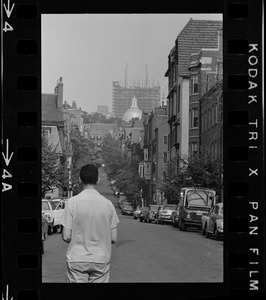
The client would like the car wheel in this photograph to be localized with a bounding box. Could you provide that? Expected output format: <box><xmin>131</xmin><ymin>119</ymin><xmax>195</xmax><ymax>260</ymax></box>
<box><xmin>214</xmin><ymin>227</ymin><xmax>220</xmax><ymax>240</ymax></box>
<box><xmin>181</xmin><ymin>221</ymin><xmax>186</xmax><ymax>231</ymax></box>
<box><xmin>59</xmin><ymin>225</ymin><xmax>63</xmax><ymax>233</ymax></box>
<box><xmin>139</xmin><ymin>218</ymin><xmax>142</xmax><ymax>222</ymax></box>
<box><xmin>48</xmin><ymin>225</ymin><xmax>53</xmax><ymax>235</ymax></box>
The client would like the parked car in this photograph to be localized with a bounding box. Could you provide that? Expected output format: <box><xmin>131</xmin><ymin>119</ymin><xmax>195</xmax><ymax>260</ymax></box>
<box><xmin>51</xmin><ymin>198</ymin><xmax>67</xmax><ymax>210</ymax></box>
<box><xmin>41</xmin><ymin>214</ymin><xmax>48</xmax><ymax>254</ymax></box>
<box><xmin>119</xmin><ymin>200</ymin><xmax>131</xmax><ymax>208</ymax></box>
<box><xmin>133</xmin><ymin>207</ymin><xmax>142</xmax><ymax>219</ymax></box>
<box><xmin>121</xmin><ymin>205</ymin><xmax>134</xmax><ymax>216</ymax></box>
<box><xmin>178</xmin><ymin>187</ymin><xmax>216</xmax><ymax>231</ymax></box>
<box><xmin>156</xmin><ymin>204</ymin><xmax>178</xmax><ymax>224</ymax></box>
<box><xmin>42</xmin><ymin>199</ymin><xmax>64</xmax><ymax>234</ymax></box>
<box><xmin>171</xmin><ymin>204</ymin><xmax>180</xmax><ymax>228</ymax></box>
<box><xmin>146</xmin><ymin>205</ymin><xmax>160</xmax><ymax>223</ymax></box>
<box><xmin>205</xmin><ymin>203</ymin><xmax>223</xmax><ymax>240</ymax></box>
<box><xmin>139</xmin><ymin>207</ymin><xmax>149</xmax><ymax>222</ymax></box>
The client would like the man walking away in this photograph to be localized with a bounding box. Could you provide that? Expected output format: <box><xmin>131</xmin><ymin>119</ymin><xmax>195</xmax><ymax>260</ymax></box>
<box><xmin>61</xmin><ymin>164</ymin><xmax>119</xmax><ymax>283</ymax></box>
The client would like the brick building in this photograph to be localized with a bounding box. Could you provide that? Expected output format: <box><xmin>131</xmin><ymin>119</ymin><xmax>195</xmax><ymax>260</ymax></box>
<box><xmin>139</xmin><ymin>105</ymin><xmax>168</xmax><ymax>205</ymax></box>
<box><xmin>200</xmin><ymin>77</ymin><xmax>223</xmax><ymax>160</ymax></box>
<box><xmin>188</xmin><ymin>28</ymin><xmax>223</xmax><ymax>157</ymax></box>
<box><xmin>85</xmin><ymin>123</ymin><xmax>118</xmax><ymax>148</ymax></box>
<box><xmin>165</xmin><ymin>18</ymin><xmax>222</xmax><ymax>165</ymax></box>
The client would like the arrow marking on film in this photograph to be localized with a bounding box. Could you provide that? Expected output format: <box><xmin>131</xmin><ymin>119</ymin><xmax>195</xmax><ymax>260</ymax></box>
<box><xmin>3</xmin><ymin>0</ymin><xmax>15</xmax><ymax>18</ymax></box>
<box><xmin>2</xmin><ymin>139</ymin><xmax>14</xmax><ymax>166</ymax></box>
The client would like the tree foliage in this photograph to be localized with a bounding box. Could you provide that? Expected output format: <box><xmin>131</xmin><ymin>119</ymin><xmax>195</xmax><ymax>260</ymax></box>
<box><xmin>41</xmin><ymin>137</ymin><xmax>63</xmax><ymax>198</ymax></box>
<box><xmin>101</xmin><ymin>134</ymin><xmax>144</xmax><ymax>208</ymax></box>
<box><xmin>163</xmin><ymin>154</ymin><xmax>223</xmax><ymax>203</ymax></box>
<box><xmin>70</xmin><ymin>127</ymin><xmax>103</xmax><ymax>186</ymax></box>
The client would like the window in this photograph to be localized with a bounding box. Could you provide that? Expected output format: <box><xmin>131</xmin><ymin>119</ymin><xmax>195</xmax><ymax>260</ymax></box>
<box><xmin>191</xmin><ymin>74</ymin><xmax>199</xmax><ymax>94</ymax></box>
<box><xmin>191</xmin><ymin>142</ymin><xmax>198</xmax><ymax>156</ymax></box>
<box><xmin>90</xmin><ymin>135</ymin><xmax>95</xmax><ymax>140</ymax></box>
<box><xmin>145</xmin><ymin>162</ymin><xmax>151</xmax><ymax>174</ymax></box>
<box><xmin>191</xmin><ymin>108</ymin><xmax>198</xmax><ymax>128</ymax></box>
<box><xmin>139</xmin><ymin>165</ymin><xmax>144</xmax><ymax>178</ymax></box>
<box><xmin>163</xmin><ymin>136</ymin><xmax>168</xmax><ymax>146</ymax></box>
<box><xmin>177</xmin><ymin>85</ymin><xmax>181</xmax><ymax>113</ymax></box>
<box><xmin>163</xmin><ymin>152</ymin><xmax>167</xmax><ymax>163</ymax></box>
<box><xmin>97</xmin><ymin>135</ymin><xmax>102</xmax><ymax>140</ymax></box>
<box><xmin>144</xmin><ymin>148</ymin><xmax>148</xmax><ymax>161</ymax></box>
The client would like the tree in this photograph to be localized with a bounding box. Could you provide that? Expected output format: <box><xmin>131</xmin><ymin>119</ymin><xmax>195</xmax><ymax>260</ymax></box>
<box><xmin>41</xmin><ymin>137</ymin><xmax>63</xmax><ymax>198</ymax></box>
<box><xmin>70</xmin><ymin>127</ymin><xmax>103</xmax><ymax>187</ymax></box>
<box><xmin>163</xmin><ymin>154</ymin><xmax>223</xmax><ymax>203</ymax></box>
<box><xmin>101</xmin><ymin>133</ymin><xmax>144</xmax><ymax>208</ymax></box>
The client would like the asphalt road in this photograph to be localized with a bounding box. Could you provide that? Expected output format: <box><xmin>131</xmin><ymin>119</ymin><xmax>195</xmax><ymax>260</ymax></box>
<box><xmin>42</xmin><ymin>168</ymin><xmax>223</xmax><ymax>283</ymax></box>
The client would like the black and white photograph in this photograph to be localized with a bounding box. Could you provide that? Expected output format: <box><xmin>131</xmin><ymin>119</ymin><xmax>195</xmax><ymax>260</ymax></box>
<box><xmin>41</xmin><ymin>13</ymin><xmax>224</xmax><ymax>283</ymax></box>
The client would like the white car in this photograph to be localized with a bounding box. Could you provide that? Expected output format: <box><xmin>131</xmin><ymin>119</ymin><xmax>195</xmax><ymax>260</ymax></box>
<box><xmin>133</xmin><ymin>207</ymin><xmax>142</xmax><ymax>219</ymax></box>
<box><xmin>42</xmin><ymin>199</ymin><xmax>64</xmax><ymax>234</ymax></box>
<box><xmin>157</xmin><ymin>204</ymin><xmax>178</xmax><ymax>224</ymax></box>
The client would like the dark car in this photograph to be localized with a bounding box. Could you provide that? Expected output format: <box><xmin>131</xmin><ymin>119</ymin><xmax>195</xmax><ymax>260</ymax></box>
<box><xmin>121</xmin><ymin>205</ymin><xmax>134</xmax><ymax>216</ymax></box>
<box><xmin>145</xmin><ymin>205</ymin><xmax>160</xmax><ymax>223</ymax></box>
<box><xmin>205</xmin><ymin>203</ymin><xmax>223</xmax><ymax>240</ymax></box>
<box><xmin>139</xmin><ymin>207</ymin><xmax>149</xmax><ymax>222</ymax></box>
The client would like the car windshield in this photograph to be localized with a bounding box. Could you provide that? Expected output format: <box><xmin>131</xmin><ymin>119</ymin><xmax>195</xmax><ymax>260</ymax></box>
<box><xmin>163</xmin><ymin>205</ymin><xmax>176</xmax><ymax>210</ymax></box>
<box><xmin>186</xmin><ymin>190</ymin><xmax>215</xmax><ymax>207</ymax></box>
<box><xmin>150</xmin><ymin>205</ymin><xmax>159</xmax><ymax>211</ymax></box>
<box><xmin>125</xmin><ymin>206</ymin><xmax>133</xmax><ymax>209</ymax></box>
<box><xmin>42</xmin><ymin>201</ymin><xmax>50</xmax><ymax>210</ymax></box>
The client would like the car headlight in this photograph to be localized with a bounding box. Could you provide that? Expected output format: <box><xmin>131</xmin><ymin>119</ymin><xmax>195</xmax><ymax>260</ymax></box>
<box><xmin>186</xmin><ymin>212</ymin><xmax>191</xmax><ymax>219</ymax></box>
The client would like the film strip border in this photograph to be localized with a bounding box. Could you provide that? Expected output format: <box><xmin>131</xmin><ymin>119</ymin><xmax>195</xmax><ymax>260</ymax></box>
<box><xmin>1</xmin><ymin>0</ymin><xmax>264</xmax><ymax>299</ymax></box>
<box><xmin>224</xmin><ymin>0</ymin><xmax>264</xmax><ymax>296</ymax></box>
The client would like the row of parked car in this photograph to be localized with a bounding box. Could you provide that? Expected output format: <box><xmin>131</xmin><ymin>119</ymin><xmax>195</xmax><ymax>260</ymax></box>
<box><xmin>41</xmin><ymin>198</ymin><xmax>67</xmax><ymax>254</ymax></box>
<box><xmin>132</xmin><ymin>202</ymin><xmax>223</xmax><ymax>240</ymax></box>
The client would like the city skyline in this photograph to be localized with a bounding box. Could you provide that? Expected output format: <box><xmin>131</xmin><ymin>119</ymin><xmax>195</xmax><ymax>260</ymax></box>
<box><xmin>42</xmin><ymin>14</ymin><xmax>222</xmax><ymax>113</ymax></box>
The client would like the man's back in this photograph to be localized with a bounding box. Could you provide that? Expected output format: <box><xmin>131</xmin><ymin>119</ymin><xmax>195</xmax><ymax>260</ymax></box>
<box><xmin>61</xmin><ymin>189</ymin><xmax>119</xmax><ymax>264</ymax></box>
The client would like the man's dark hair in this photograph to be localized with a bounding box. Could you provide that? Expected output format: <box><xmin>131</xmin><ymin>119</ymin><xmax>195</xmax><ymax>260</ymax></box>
<box><xmin>80</xmin><ymin>164</ymin><xmax>99</xmax><ymax>185</ymax></box>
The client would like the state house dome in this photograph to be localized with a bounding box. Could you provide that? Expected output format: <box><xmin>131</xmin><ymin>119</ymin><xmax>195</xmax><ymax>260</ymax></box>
<box><xmin>122</xmin><ymin>96</ymin><xmax>143</xmax><ymax>123</ymax></box>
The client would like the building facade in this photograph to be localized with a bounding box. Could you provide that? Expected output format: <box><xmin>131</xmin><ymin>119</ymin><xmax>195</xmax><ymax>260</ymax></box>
<box><xmin>85</xmin><ymin>123</ymin><xmax>118</xmax><ymax>148</ymax></box>
<box><xmin>165</xmin><ymin>19</ymin><xmax>223</xmax><ymax>165</ymax></box>
<box><xmin>188</xmin><ymin>29</ymin><xmax>223</xmax><ymax>157</ymax></box>
<box><xmin>112</xmin><ymin>81</ymin><xmax>160</xmax><ymax>119</ymax></box>
<box><xmin>139</xmin><ymin>106</ymin><xmax>168</xmax><ymax>205</ymax></box>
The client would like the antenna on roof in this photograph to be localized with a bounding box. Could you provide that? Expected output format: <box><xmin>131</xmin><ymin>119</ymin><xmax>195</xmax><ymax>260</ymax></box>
<box><xmin>145</xmin><ymin>63</ymin><xmax>148</xmax><ymax>87</ymax></box>
<box><xmin>125</xmin><ymin>63</ymin><xmax>128</xmax><ymax>88</ymax></box>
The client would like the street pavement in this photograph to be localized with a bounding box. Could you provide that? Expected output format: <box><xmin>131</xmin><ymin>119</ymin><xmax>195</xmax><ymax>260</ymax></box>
<box><xmin>42</xmin><ymin>168</ymin><xmax>223</xmax><ymax>283</ymax></box>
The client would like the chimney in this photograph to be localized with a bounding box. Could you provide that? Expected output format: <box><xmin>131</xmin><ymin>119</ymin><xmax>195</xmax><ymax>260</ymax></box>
<box><xmin>55</xmin><ymin>77</ymin><xmax>63</xmax><ymax>109</ymax></box>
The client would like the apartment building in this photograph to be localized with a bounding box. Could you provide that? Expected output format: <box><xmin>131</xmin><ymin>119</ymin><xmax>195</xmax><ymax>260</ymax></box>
<box><xmin>165</xmin><ymin>18</ymin><xmax>222</xmax><ymax>164</ymax></box>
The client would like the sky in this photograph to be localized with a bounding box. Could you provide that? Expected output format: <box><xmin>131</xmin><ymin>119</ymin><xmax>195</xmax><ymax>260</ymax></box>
<box><xmin>41</xmin><ymin>14</ymin><xmax>222</xmax><ymax>114</ymax></box>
